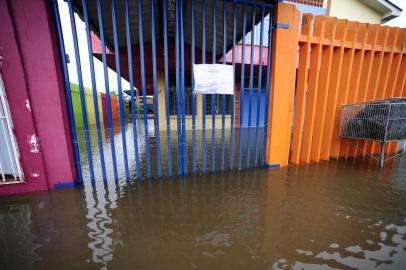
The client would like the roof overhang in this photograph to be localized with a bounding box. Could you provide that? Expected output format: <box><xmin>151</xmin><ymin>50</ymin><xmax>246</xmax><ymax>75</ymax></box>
<box><xmin>358</xmin><ymin>0</ymin><xmax>402</xmax><ymax>23</ymax></box>
<box><xmin>69</xmin><ymin>0</ymin><xmax>276</xmax><ymax>59</ymax></box>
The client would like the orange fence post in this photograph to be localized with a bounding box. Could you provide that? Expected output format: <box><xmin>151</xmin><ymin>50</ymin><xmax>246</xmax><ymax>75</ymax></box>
<box><xmin>265</xmin><ymin>3</ymin><xmax>300</xmax><ymax>167</ymax></box>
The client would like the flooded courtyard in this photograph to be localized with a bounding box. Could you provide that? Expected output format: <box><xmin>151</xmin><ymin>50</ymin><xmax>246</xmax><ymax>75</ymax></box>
<box><xmin>75</xmin><ymin>119</ymin><xmax>268</xmax><ymax>181</ymax></box>
<box><xmin>1</xmin><ymin>153</ymin><xmax>406</xmax><ymax>269</ymax></box>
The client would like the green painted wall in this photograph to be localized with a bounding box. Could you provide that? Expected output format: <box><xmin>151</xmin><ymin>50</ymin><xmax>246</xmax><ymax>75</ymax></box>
<box><xmin>70</xmin><ymin>83</ymin><xmax>103</xmax><ymax>130</ymax></box>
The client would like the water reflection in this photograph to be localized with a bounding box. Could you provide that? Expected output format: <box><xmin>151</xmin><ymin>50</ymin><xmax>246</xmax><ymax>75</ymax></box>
<box><xmin>83</xmin><ymin>181</ymin><xmax>116</xmax><ymax>269</ymax></box>
<box><xmin>1</xmin><ymin>157</ymin><xmax>406</xmax><ymax>269</ymax></box>
<box><xmin>76</xmin><ymin>120</ymin><xmax>266</xmax><ymax>182</ymax></box>
<box><xmin>0</xmin><ymin>204</ymin><xmax>39</xmax><ymax>269</ymax></box>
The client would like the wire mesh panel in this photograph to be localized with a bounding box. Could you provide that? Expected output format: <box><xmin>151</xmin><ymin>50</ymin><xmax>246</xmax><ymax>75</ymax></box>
<box><xmin>387</xmin><ymin>103</ymin><xmax>406</xmax><ymax>141</ymax></box>
<box><xmin>340</xmin><ymin>98</ymin><xmax>406</xmax><ymax>142</ymax></box>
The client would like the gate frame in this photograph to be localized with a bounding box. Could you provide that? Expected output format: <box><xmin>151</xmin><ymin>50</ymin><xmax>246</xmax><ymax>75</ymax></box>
<box><xmin>52</xmin><ymin>0</ymin><xmax>280</xmax><ymax>184</ymax></box>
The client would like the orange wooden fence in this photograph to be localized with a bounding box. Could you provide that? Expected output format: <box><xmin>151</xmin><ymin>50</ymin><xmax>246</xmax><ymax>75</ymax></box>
<box><xmin>266</xmin><ymin>3</ymin><xmax>406</xmax><ymax>167</ymax></box>
<box><xmin>291</xmin><ymin>14</ymin><xmax>406</xmax><ymax>164</ymax></box>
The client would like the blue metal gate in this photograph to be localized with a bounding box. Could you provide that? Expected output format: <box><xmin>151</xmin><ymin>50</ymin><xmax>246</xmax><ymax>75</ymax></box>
<box><xmin>52</xmin><ymin>0</ymin><xmax>274</xmax><ymax>183</ymax></box>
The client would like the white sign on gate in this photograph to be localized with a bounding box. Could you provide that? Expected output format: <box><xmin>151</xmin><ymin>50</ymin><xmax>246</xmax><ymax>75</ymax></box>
<box><xmin>193</xmin><ymin>64</ymin><xmax>234</xmax><ymax>95</ymax></box>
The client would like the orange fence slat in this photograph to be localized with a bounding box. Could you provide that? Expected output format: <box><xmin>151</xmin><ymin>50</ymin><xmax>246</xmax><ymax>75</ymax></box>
<box><xmin>290</xmin><ymin>14</ymin><xmax>313</xmax><ymax>165</ymax></box>
<box><xmin>371</xmin><ymin>27</ymin><xmax>399</xmax><ymax>154</ymax></box>
<box><xmin>329</xmin><ymin>21</ymin><xmax>358</xmax><ymax>158</ymax></box>
<box><xmin>310</xmin><ymin>17</ymin><xmax>337</xmax><ymax>162</ymax></box>
<box><xmin>352</xmin><ymin>25</ymin><xmax>380</xmax><ymax>158</ymax></box>
<box><xmin>320</xmin><ymin>20</ymin><xmax>348</xmax><ymax>160</ymax></box>
<box><xmin>343</xmin><ymin>23</ymin><xmax>369</xmax><ymax>158</ymax></box>
<box><xmin>385</xmin><ymin>29</ymin><xmax>406</xmax><ymax>154</ymax></box>
<box><xmin>363</xmin><ymin>26</ymin><xmax>390</xmax><ymax>156</ymax></box>
<box><xmin>389</xmin><ymin>54</ymin><xmax>406</xmax><ymax>153</ymax></box>
<box><xmin>299</xmin><ymin>16</ymin><xmax>326</xmax><ymax>163</ymax></box>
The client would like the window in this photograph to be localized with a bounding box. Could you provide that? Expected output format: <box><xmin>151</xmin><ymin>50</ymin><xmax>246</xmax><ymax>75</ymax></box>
<box><xmin>205</xmin><ymin>94</ymin><xmax>232</xmax><ymax>115</ymax></box>
<box><xmin>168</xmin><ymin>87</ymin><xmax>194</xmax><ymax>116</ymax></box>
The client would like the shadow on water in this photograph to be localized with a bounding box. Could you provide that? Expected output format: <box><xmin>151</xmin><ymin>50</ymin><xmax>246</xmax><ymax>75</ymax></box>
<box><xmin>1</xmin><ymin>154</ymin><xmax>406</xmax><ymax>269</ymax></box>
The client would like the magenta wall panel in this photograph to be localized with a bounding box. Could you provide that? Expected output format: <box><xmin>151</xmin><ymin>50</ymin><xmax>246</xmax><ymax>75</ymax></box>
<box><xmin>0</xmin><ymin>0</ymin><xmax>76</xmax><ymax>194</ymax></box>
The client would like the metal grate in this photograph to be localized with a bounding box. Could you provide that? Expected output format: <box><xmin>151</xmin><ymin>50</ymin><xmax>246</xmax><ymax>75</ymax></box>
<box><xmin>0</xmin><ymin>74</ymin><xmax>23</xmax><ymax>185</ymax></box>
<box><xmin>340</xmin><ymin>98</ymin><xmax>406</xmax><ymax>142</ymax></box>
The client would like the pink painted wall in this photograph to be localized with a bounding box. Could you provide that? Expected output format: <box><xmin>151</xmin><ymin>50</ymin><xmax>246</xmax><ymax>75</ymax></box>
<box><xmin>224</xmin><ymin>43</ymin><xmax>270</xmax><ymax>65</ymax></box>
<box><xmin>0</xmin><ymin>0</ymin><xmax>77</xmax><ymax>195</ymax></box>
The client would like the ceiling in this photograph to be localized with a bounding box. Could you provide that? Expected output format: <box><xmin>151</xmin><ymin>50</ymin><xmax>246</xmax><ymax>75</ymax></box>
<box><xmin>70</xmin><ymin>0</ymin><xmax>275</xmax><ymax>59</ymax></box>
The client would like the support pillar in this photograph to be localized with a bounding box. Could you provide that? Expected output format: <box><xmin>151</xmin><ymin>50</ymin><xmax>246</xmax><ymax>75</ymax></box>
<box><xmin>265</xmin><ymin>3</ymin><xmax>300</xmax><ymax>168</ymax></box>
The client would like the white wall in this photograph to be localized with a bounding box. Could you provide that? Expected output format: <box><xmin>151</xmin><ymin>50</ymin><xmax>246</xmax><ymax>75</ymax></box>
<box><xmin>329</xmin><ymin>0</ymin><xmax>381</xmax><ymax>24</ymax></box>
<box><xmin>58</xmin><ymin>0</ymin><xmax>130</xmax><ymax>93</ymax></box>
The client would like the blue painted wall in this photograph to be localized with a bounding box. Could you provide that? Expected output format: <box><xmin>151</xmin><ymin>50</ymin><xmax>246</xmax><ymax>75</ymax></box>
<box><xmin>240</xmin><ymin>89</ymin><xmax>266</xmax><ymax>128</ymax></box>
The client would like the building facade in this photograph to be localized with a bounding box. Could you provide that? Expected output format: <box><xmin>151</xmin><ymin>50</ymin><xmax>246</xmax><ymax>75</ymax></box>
<box><xmin>286</xmin><ymin>0</ymin><xmax>402</xmax><ymax>23</ymax></box>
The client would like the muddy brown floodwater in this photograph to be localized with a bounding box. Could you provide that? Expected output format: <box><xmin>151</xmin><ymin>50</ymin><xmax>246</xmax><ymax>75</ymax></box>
<box><xmin>1</xmin><ymin>155</ymin><xmax>406</xmax><ymax>270</ymax></box>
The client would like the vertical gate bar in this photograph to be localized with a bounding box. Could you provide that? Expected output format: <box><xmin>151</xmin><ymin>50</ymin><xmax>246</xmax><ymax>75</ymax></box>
<box><xmin>137</xmin><ymin>0</ymin><xmax>152</xmax><ymax>177</ymax></box>
<box><xmin>82</xmin><ymin>0</ymin><xmax>107</xmax><ymax>182</ymax></box>
<box><xmin>262</xmin><ymin>8</ymin><xmax>273</xmax><ymax>165</ymax></box>
<box><xmin>202</xmin><ymin>0</ymin><xmax>207</xmax><ymax>174</ymax></box>
<box><xmin>162</xmin><ymin>0</ymin><xmax>173</xmax><ymax>176</ymax></box>
<box><xmin>52</xmin><ymin>0</ymin><xmax>83</xmax><ymax>182</ymax></box>
<box><xmin>254</xmin><ymin>6</ymin><xmax>265</xmax><ymax>167</ymax></box>
<box><xmin>237</xmin><ymin>1</ymin><xmax>247</xmax><ymax>170</ymax></box>
<box><xmin>175</xmin><ymin>0</ymin><xmax>183</xmax><ymax>175</ymax></box>
<box><xmin>180</xmin><ymin>0</ymin><xmax>187</xmax><ymax>175</ymax></box>
<box><xmin>111</xmin><ymin>0</ymin><xmax>130</xmax><ymax>181</ymax></box>
<box><xmin>246</xmin><ymin>5</ymin><xmax>256</xmax><ymax>169</ymax></box>
<box><xmin>229</xmin><ymin>0</ymin><xmax>236</xmax><ymax>170</ymax></box>
<box><xmin>151</xmin><ymin>0</ymin><xmax>163</xmax><ymax>177</ymax></box>
<box><xmin>67</xmin><ymin>0</ymin><xmax>95</xmax><ymax>182</ymax></box>
<box><xmin>191</xmin><ymin>0</ymin><xmax>197</xmax><ymax>175</ymax></box>
<box><xmin>211</xmin><ymin>0</ymin><xmax>217</xmax><ymax>172</ymax></box>
<box><xmin>125</xmin><ymin>0</ymin><xmax>141</xmax><ymax>179</ymax></box>
<box><xmin>96</xmin><ymin>0</ymin><xmax>118</xmax><ymax>180</ymax></box>
<box><xmin>220</xmin><ymin>0</ymin><xmax>226</xmax><ymax>171</ymax></box>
